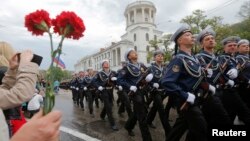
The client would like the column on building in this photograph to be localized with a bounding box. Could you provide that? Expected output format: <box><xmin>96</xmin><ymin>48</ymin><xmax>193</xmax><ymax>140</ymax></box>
<box><xmin>94</xmin><ymin>57</ymin><xmax>97</xmax><ymax>70</ymax></box>
<box><xmin>151</xmin><ymin>10</ymin><xmax>155</xmax><ymax>23</ymax></box>
<box><xmin>149</xmin><ymin>9</ymin><xmax>152</xmax><ymax>23</ymax></box>
<box><xmin>142</xmin><ymin>7</ymin><xmax>145</xmax><ymax>22</ymax></box>
<box><xmin>112</xmin><ymin>49</ymin><xmax>116</xmax><ymax>67</ymax></box>
<box><xmin>117</xmin><ymin>47</ymin><xmax>121</xmax><ymax>66</ymax></box>
<box><xmin>133</xmin><ymin>9</ymin><xmax>136</xmax><ymax>23</ymax></box>
<box><xmin>128</xmin><ymin>13</ymin><xmax>131</xmax><ymax>25</ymax></box>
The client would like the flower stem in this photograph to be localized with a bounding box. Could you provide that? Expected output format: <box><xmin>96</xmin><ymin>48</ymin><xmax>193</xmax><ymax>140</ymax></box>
<box><xmin>43</xmin><ymin>34</ymin><xmax>65</xmax><ymax>115</ymax></box>
<box><xmin>55</xmin><ymin>35</ymin><xmax>65</xmax><ymax>68</ymax></box>
<box><xmin>43</xmin><ymin>32</ymin><xmax>56</xmax><ymax>115</ymax></box>
<box><xmin>49</xmin><ymin>32</ymin><xmax>54</xmax><ymax>68</ymax></box>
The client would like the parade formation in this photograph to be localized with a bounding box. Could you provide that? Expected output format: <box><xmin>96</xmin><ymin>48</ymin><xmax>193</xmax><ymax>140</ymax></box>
<box><xmin>1</xmin><ymin>0</ymin><xmax>250</xmax><ymax>141</ymax></box>
<box><xmin>67</xmin><ymin>25</ymin><xmax>250</xmax><ymax>141</ymax></box>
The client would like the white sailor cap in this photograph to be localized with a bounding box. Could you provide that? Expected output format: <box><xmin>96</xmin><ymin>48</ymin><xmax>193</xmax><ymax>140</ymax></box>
<box><xmin>221</xmin><ymin>36</ymin><xmax>241</xmax><ymax>46</ymax></box>
<box><xmin>124</xmin><ymin>48</ymin><xmax>135</xmax><ymax>61</ymax></box>
<box><xmin>171</xmin><ymin>25</ymin><xmax>192</xmax><ymax>55</ymax></box>
<box><xmin>170</xmin><ymin>25</ymin><xmax>192</xmax><ymax>42</ymax></box>
<box><xmin>100</xmin><ymin>59</ymin><xmax>109</xmax><ymax>67</ymax></box>
<box><xmin>153</xmin><ymin>50</ymin><xmax>165</xmax><ymax>57</ymax></box>
<box><xmin>237</xmin><ymin>39</ymin><xmax>249</xmax><ymax>46</ymax></box>
<box><xmin>196</xmin><ymin>26</ymin><xmax>216</xmax><ymax>44</ymax></box>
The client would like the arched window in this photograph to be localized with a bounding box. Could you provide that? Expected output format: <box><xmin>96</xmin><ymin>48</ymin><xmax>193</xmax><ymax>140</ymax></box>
<box><xmin>146</xmin><ymin>46</ymin><xmax>149</xmax><ymax>52</ymax></box>
<box><xmin>134</xmin><ymin>34</ymin><xmax>136</xmax><ymax>41</ymax></box>
<box><xmin>146</xmin><ymin>33</ymin><xmax>149</xmax><ymax>41</ymax></box>
<box><xmin>134</xmin><ymin>46</ymin><xmax>137</xmax><ymax>51</ymax></box>
<box><xmin>154</xmin><ymin>35</ymin><xmax>157</xmax><ymax>41</ymax></box>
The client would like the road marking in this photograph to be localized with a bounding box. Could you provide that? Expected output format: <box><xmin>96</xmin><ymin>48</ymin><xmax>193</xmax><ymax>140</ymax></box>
<box><xmin>60</xmin><ymin>126</ymin><xmax>101</xmax><ymax>141</ymax></box>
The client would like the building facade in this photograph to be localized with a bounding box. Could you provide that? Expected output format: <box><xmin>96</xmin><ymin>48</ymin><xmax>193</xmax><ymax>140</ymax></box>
<box><xmin>74</xmin><ymin>1</ymin><xmax>163</xmax><ymax>72</ymax></box>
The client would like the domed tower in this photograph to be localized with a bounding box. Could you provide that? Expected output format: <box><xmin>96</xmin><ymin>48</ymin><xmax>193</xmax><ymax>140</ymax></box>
<box><xmin>124</xmin><ymin>1</ymin><xmax>156</xmax><ymax>31</ymax></box>
<box><xmin>121</xmin><ymin>1</ymin><xmax>162</xmax><ymax>64</ymax></box>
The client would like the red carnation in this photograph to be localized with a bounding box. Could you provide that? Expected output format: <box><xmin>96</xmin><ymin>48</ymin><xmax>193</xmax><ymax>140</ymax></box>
<box><xmin>24</xmin><ymin>9</ymin><xmax>51</xmax><ymax>36</ymax></box>
<box><xmin>52</xmin><ymin>11</ymin><xmax>85</xmax><ymax>40</ymax></box>
<box><xmin>24</xmin><ymin>10</ymin><xmax>86</xmax><ymax>114</ymax></box>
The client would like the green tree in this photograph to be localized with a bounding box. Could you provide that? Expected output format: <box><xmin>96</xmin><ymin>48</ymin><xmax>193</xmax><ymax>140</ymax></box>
<box><xmin>148</xmin><ymin>39</ymin><xmax>161</xmax><ymax>50</ymax></box>
<box><xmin>238</xmin><ymin>1</ymin><xmax>250</xmax><ymax>20</ymax></box>
<box><xmin>214</xmin><ymin>25</ymin><xmax>235</xmax><ymax>54</ymax></box>
<box><xmin>147</xmin><ymin>34</ymin><xmax>174</xmax><ymax>63</ymax></box>
<box><xmin>162</xmin><ymin>34</ymin><xmax>173</xmax><ymax>62</ymax></box>
<box><xmin>180</xmin><ymin>9</ymin><xmax>233</xmax><ymax>53</ymax></box>
<box><xmin>46</xmin><ymin>67</ymin><xmax>72</xmax><ymax>81</ymax></box>
<box><xmin>147</xmin><ymin>39</ymin><xmax>162</xmax><ymax>63</ymax></box>
<box><xmin>181</xmin><ymin>10</ymin><xmax>207</xmax><ymax>33</ymax></box>
<box><xmin>62</xmin><ymin>70</ymin><xmax>72</xmax><ymax>80</ymax></box>
<box><xmin>233</xmin><ymin>1</ymin><xmax>250</xmax><ymax>41</ymax></box>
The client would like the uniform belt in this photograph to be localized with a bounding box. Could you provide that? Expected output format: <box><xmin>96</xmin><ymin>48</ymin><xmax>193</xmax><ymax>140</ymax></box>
<box><xmin>138</xmin><ymin>86</ymin><xmax>145</xmax><ymax>89</ymax></box>
<box><xmin>89</xmin><ymin>88</ymin><xmax>95</xmax><ymax>91</ymax></box>
<box><xmin>156</xmin><ymin>89</ymin><xmax>164</xmax><ymax>92</ymax></box>
<box><xmin>233</xmin><ymin>84</ymin><xmax>239</xmax><ymax>88</ymax></box>
<box><xmin>105</xmin><ymin>87</ymin><xmax>112</xmax><ymax>89</ymax></box>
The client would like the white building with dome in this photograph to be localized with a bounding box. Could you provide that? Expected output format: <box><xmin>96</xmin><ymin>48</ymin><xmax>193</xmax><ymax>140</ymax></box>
<box><xmin>74</xmin><ymin>1</ymin><xmax>163</xmax><ymax>72</ymax></box>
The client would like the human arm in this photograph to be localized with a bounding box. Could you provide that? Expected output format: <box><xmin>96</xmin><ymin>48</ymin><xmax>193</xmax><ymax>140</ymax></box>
<box><xmin>0</xmin><ymin>50</ymin><xmax>39</xmax><ymax>109</ymax></box>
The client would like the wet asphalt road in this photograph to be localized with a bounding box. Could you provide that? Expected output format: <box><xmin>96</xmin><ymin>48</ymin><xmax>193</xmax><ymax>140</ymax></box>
<box><xmin>55</xmin><ymin>89</ymin><xmax>180</xmax><ymax>141</ymax></box>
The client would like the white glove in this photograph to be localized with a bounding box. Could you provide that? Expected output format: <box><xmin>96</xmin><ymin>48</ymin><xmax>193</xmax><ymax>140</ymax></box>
<box><xmin>153</xmin><ymin>83</ymin><xmax>159</xmax><ymax>89</ymax></box>
<box><xmin>130</xmin><ymin>86</ymin><xmax>137</xmax><ymax>92</ymax></box>
<box><xmin>145</xmin><ymin>73</ymin><xmax>153</xmax><ymax>82</ymax></box>
<box><xmin>111</xmin><ymin>77</ymin><xmax>117</xmax><ymax>81</ymax></box>
<box><xmin>84</xmin><ymin>87</ymin><xmax>87</xmax><ymax>91</ymax></box>
<box><xmin>209</xmin><ymin>85</ymin><xmax>216</xmax><ymax>95</ymax></box>
<box><xmin>227</xmin><ymin>68</ymin><xmax>238</xmax><ymax>79</ymax></box>
<box><xmin>206</xmin><ymin>68</ymin><xmax>213</xmax><ymax>78</ymax></box>
<box><xmin>76</xmin><ymin>87</ymin><xmax>79</xmax><ymax>91</ymax></box>
<box><xmin>226</xmin><ymin>80</ymin><xmax>234</xmax><ymax>87</ymax></box>
<box><xmin>186</xmin><ymin>92</ymin><xmax>195</xmax><ymax>105</ymax></box>
<box><xmin>70</xmin><ymin>86</ymin><xmax>72</xmax><ymax>89</ymax></box>
<box><xmin>98</xmin><ymin>86</ymin><xmax>104</xmax><ymax>91</ymax></box>
<box><xmin>118</xmin><ymin>86</ymin><xmax>123</xmax><ymax>91</ymax></box>
<box><xmin>248</xmin><ymin>80</ymin><xmax>250</xmax><ymax>84</ymax></box>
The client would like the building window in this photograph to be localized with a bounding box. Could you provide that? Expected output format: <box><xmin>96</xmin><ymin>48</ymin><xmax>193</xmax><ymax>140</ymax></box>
<box><xmin>154</xmin><ymin>35</ymin><xmax>157</xmax><ymax>41</ymax></box>
<box><xmin>145</xmin><ymin>11</ymin><xmax>149</xmax><ymax>22</ymax></box>
<box><xmin>134</xmin><ymin>33</ymin><xmax>136</xmax><ymax>41</ymax></box>
<box><xmin>131</xmin><ymin>16</ymin><xmax>134</xmax><ymax>23</ymax></box>
<box><xmin>146</xmin><ymin>33</ymin><xmax>149</xmax><ymax>41</ymax></box>
<box><xmin>89</xmin><ymin>60</ymin><xmax>91</xmax><ymax>67</ymax></box>
<box><xmin>108</xmin><ymin>52</ymin><xmax>110</xmax><ymax>58</ymax></box>
<box><xmin>131</xmin><ymin>17</ymin><xmax>134</xmax><ymax>23</ymax></box>
<box><xmin>134</xmin><ymin>46</ymin><xmax>137</xmax><ymax>51</ymax></box>
<box><xmin>146</xmin><ymin>46</ymin><xmax>149</xmax><ymax>52</ymax></box>
<box><xmin>130</xmin><ymin>11</ymin><xmax>134</xmax><ymax>23</ymax></box>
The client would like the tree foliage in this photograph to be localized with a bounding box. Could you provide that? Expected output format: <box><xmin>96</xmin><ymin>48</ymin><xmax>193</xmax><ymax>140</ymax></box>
<box><xmin>147</xmin><ymin>2</ymin><xmax>250</xmax><ymax>63</ymax></box>
<box><xmin>147</xmin><ymin>39</ymin><xmax>161</xmax><ymax>63</ymax></box>
<box><xmin>180</xmin><ymin>9</ymin><xmax>234</xmax><ymax>53</ymax></box>
<box><xmin>147</xmin><ymin>33</ymin><xmax>173</xmax><ymax>62</ymax></box>
<box><xmin>238</xmin><ymin>1</ymin><xmax>250</xmax><ymax>20</ymax></box>
<box><xmin>232</xmin><ymin>19</ymin><xmax>250</xmax><ymax>40</ymax></box>
<box><xmin>39</xmin><ymin>67</ymin><xmax>71</xmax><ymax>82</ymax></box>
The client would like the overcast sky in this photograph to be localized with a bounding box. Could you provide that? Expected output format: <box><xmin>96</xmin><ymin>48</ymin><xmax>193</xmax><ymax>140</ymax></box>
<box><xmin>0</xmin><ymin>0</ymin><xmax>247</xmax><ymax>70</ymax></box>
